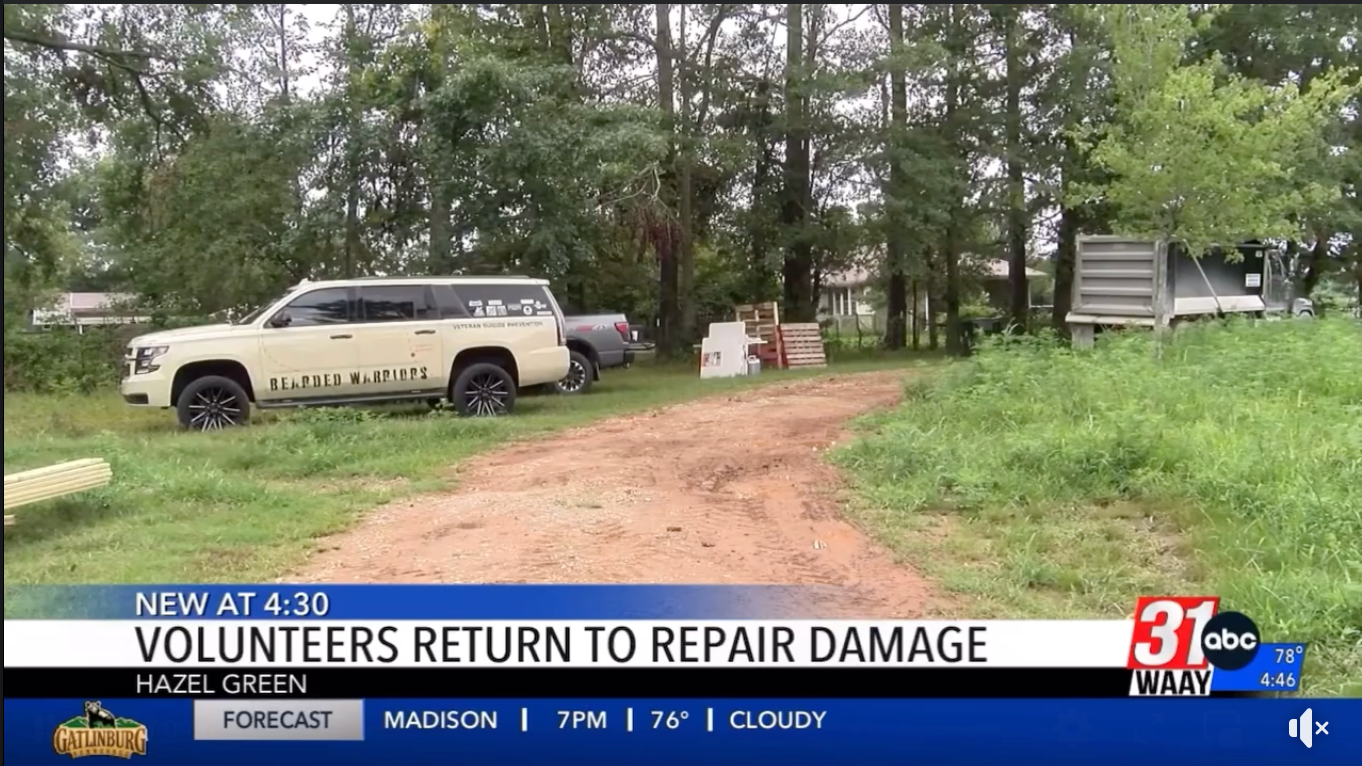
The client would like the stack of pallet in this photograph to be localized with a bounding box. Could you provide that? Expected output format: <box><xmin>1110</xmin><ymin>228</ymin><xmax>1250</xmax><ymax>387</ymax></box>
<box><xmin>735</xmin><ymin>301</ymin><xmax>784</xmax><ymax>369</ymax></box>
<box><xmin>5</xmin><ymin>458</ymin><xmax>112</xmax><ymax>526</ymax></box>
<box><xmin>777</xmin><ymin>323</ymin><xmax>827</xmax><ymax>369</ymax></box>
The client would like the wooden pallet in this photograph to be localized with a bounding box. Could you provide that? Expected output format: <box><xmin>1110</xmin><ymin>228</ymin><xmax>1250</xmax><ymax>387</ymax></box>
<box><xmin>736</xmin><ymin>301</ymin><xmax>784</xmax><ymax>368</ymax></box>
<box><xmin>778</xmin><ymin>323</ymin><xmax>827</xmax><ymax>368</ymax></box>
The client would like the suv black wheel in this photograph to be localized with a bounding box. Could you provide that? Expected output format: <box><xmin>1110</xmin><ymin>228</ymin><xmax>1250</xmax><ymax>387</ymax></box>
<box><xmin>552</xmin><ymin>350</ymin><xmax>594</xmax><ymax>395</ymax></box>
<box><xmin>176</xmin><ymin>375</ymin><xmax>251</xmax><ymax>431</ymax></box>
<box><xmin>451</xmin><ymin>363</ymin><xmax>517</xmax><ymax>417</ymax></box>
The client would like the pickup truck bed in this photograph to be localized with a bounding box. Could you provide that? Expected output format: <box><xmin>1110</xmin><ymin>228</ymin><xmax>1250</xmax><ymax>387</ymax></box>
<box><xmin>555</xmin><ymin>313</ymin><xmax>635</xmax><ymax>394</ymax></box>
<box><xmin>565</xmin><ymin>314</ymin><xmax>634</xmax><ymax>370</ymax></box>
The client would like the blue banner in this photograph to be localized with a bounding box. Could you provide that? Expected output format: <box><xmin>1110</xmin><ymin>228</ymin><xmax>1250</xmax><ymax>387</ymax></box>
<box><xmin>5</xmin><ymin>585</ymin><xmax>821</xmax><ymax>619</ymax></box>
<box><xmin>4</xmin><ymin>698</ymin><xmax>1356</xmax><ymax>765</ymax></box>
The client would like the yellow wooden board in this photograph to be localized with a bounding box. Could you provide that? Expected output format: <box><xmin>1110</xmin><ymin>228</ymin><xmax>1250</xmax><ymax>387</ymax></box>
<box><xmin>5</xmin><ymin>459</ymin><xmax>112</xmax><ymax>511</ymax></box>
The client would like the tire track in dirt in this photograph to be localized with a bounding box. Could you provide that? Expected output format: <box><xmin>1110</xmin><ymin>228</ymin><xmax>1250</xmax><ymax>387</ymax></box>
<box><xmin>291</xmin><ymin>371</ymin><xmax>933</xmax><ymax>617</ymax></box>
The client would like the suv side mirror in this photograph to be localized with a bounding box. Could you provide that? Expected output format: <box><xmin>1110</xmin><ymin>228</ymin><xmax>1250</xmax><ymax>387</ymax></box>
<box><xmin>269</xmin><ymin>310</ymin><xmax>292</xmax><ymax>328</ymax></box>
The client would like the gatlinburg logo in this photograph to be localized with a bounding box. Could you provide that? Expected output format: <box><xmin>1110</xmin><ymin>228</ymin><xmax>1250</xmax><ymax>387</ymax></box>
<box><xmin>52</xmin><ymin>701</ymin><xmax>148</xmax><ymax>758</ymax></box>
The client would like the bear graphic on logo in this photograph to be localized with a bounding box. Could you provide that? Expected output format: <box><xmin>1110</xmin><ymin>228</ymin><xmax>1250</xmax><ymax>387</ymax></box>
<box><xmin>52</xmin><ymin>702</ymin><xmax>148</xmax><ymax>758</ymax></box>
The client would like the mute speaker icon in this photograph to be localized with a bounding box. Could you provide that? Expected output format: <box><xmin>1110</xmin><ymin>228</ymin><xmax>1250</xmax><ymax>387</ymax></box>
<box><xmin>1288</xmin><ymin>708</ymin><xmax>1314</xmax><ymax>748</ymax></box>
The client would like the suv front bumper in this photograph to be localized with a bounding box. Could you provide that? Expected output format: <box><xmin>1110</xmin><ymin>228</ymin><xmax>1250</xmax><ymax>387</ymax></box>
<box><xmin>120</xmin><ymin>367</ymin><xmax>173</xmax><ymax>408</ymax></box>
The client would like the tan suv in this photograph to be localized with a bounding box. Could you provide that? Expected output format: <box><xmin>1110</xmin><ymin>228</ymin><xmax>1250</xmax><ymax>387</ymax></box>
<box><xmin>119</xmin><ymin>276</ymin><xmax>571</xmax><ymax>430</ymax></box>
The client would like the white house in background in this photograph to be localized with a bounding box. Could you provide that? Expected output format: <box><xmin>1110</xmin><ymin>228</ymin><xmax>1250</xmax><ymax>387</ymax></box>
<box><xmin>818</xmin><ymin>258</ymin><xmax>1046</xmax><ymax>318</ymax></box>
<box><xmin>29</xmin><ymin>292</ymin><xmax>150</xmax><ymax>331</ymax></box>
<box><xmin>818</xmin><ymin>265</ymin><xmax>876</xmax><ymax>317</ymax></box>
<box><xmin>978</xmin><ymin>259</ymin><xmax>1047</xmax><ymax>310</ymax></box>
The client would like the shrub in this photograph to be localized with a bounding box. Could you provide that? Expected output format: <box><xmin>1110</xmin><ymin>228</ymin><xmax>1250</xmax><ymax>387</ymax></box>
<box><xmin>3</xmin><ymin>327</ymin><xmax>131</xmax><ymax>394</ymax></box>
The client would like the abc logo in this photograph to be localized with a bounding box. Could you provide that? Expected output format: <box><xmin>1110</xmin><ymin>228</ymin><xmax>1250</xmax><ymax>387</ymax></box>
<box><xmin>1201</xmin><ymin>611</ymin><xmax>1261</xmax><ymax>670</ymax></box>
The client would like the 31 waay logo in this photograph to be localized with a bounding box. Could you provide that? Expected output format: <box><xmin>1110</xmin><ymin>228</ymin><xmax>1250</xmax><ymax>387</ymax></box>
<box><xmin>52</xmin><ymin>702</ymin><xmax>148</xmax><ymax>759</ymax></box>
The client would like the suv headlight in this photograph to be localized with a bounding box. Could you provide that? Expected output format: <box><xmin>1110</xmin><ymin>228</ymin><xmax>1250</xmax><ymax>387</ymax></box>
<box><xmin>134</xmin><ymin>346</ymin><xmax>169</xmax><ymax>373</ymax></box>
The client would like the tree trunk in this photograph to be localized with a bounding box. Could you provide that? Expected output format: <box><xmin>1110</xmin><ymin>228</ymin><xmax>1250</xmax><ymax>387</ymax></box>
<box><xmin>781</xmin><ymin>3</ymin><xmax>815</xmax><ymax>321</ymax></box>
<box><xmin>677</xmin><ymin>3</ymin><xmax>696</xmax><ymax>344</ymax></box>
<box><xmin>883</xmin><ymin>4</ymin><xmax>910</xmax><ymax>349</ymax></box>
<box><xmin>424</xmin><ymin>4</ymin><xmax>452</xmax><ymax>274</ymax></box>
<box><xmin>910</xmin><ymin>277</ymin><xmax>921</xmax><ymax>351</ymax></box>
<box><xmin>547</xmin><ymin>3</ymin><xmax>588</xmax><ymax>301</ymax></box>
<box><xmin>545</xmin><ymin>3</ymin><xmax>572</xmax><ymax>66</ymax></box>
<box><xmin>428</xmin><ymin>193</ymin><xmax>451</xmax><ymax>273</ymax></box>
<box><xmin>749</xmin><ymin>81</ymin><xmax>775</xmax><ymax>300</ymax></box>
<box><xmin>927</xmin><ymin>285</ymin><xmax>939</xmax><ymax>350</ymax></box>
<box><xmin>275</xmin><ymin>5</ymin><xmax>291</xmax><ymax>100</ymax></box>
<box><xmin>1004</xmin><ymin>6</ymin><xmax>1028</xmax><ymax>330</ymax></box>
<box><xmin>1052</xmin><ymin>206</ymin><xmax>1078</xmax><ymax>335</ymax></box>
<box><xmin>654</xmin><ymin>3</ymin><xmax>682</xmax><ymax>357</ymax></box>
<box><xmin>942</xmin><ymin>3</ymin><xmax>964</xmax><ymax>356</ymax></box>
<box><xmin>342</xmin><ymin>4</ymin><xmax>361</xmax><ymax>279</ymax></box>
<box><xmin>1051</xmin><ymin>27</ymin><xmax>1082</xmax><ymax>336</ymax></box>
<box><xmin>1301</xmin><ymin>235</ymin><xmax>1329</xmax><ymax>299</ymax></box>
<box><xmin>924</xmin><ymin>248</ymin><xmax>939</xmax><ymax>350</ymax></box>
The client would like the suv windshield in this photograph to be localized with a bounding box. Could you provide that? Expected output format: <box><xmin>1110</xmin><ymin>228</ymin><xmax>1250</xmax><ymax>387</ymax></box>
<box><xmin>233</xmin><ymin>290</ymin><xmax>296</xmax><ymax>325</ymax></box>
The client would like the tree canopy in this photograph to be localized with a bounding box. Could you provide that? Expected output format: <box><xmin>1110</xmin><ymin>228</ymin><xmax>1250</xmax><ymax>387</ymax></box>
<box><xmin>5</xmin><ymin>3</ymin><xmax>1360</xmax><ymax>357</ymax></box>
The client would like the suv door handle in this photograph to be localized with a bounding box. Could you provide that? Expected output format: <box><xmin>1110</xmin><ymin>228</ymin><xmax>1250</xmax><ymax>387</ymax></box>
<box><xmin>330</xmin><ymin>334</ymin><xmax>352</xmax><ymax>340</ymax></box>
<box><xmin>414</xmin><ymin>329</ymin><xmax>436</xmax><ymax>335</ymax></box>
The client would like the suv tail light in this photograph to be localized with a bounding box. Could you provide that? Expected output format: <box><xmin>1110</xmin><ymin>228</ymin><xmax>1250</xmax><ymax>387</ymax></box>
<box><xmin>615</xmin><ymin>322</ymin><xmax>631</xmax><ymax>342</ymax></box>
<box><xmin>543</xmin><ymin>288</ymin><xmax>567</xmax><ymax>346</ymax></box>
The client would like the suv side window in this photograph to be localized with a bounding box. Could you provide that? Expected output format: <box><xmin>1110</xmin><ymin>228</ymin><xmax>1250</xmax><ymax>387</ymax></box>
<box><xmin>452</xmin><ymin>284</ymin><xmax>556</xmax><ymax>318</ymax></box>
<box><xmin>358</xmin><ymin>284</ymin><xmax>437</xmax><ymax>322</ymax></box>
<box><xmin>431</xmin><ymin>284</ymin><xmax>470</xmax><ymax>319</ymax></box>
<box><xmin>276</xmin><ymin>287</ymin><xmax>351</xmax><ymax>326</ymax></box>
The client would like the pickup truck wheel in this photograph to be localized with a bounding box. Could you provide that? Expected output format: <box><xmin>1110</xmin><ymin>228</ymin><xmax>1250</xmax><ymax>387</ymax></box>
<box><xmin>176</xmin><ymin>376</ymin><xmax>251</xmax><ymax>431</ymax></box>
<box><xmin>553</xmin><ymin>351</ymin><xmax>594</xmax><ymax>395</ymax></box>
<box><xmin>452</xmin><ymin>363</ymin><xmax>517</xmax><ymax>417</ymax></box>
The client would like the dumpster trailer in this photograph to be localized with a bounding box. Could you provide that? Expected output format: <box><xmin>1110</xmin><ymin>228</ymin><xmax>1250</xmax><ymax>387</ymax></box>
<box><xmin>1066</xmin><ymin>235</ymin><xmax>1314</xmax><ymax>348</ymax></box>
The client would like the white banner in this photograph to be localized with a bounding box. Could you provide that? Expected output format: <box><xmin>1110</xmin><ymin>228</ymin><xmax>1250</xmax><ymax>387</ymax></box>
<box><xmin>3</xmin><ymin>619</ymin><xmax>1135</xmax><ymax>668</ymax></box>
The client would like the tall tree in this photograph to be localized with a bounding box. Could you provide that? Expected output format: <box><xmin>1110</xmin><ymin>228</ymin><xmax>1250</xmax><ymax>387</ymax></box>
<box><xmin>882</xmin><ymin>3</ymin><xmax>910</xmax><ymax>349</ymax></box>
<box><xmin>1039</xmin><ymin>3</ymin><xmax>1116</xmax><ymax>333</ymax></box>
<box><xmin>999</xmin><ymin>4</ymin><xmax>1029</xmax><ymax>330</ymax></box>
<box><xmin>939</xmin><ymin>3</ymin><xmax>969</xmax><ymax>355</ymax></box>
<box><xmin>1198</xmin><ymin>4</ymin><xmax>1362</xmax><ymax>302</ymax></box>
<box><xmin>781</xmin><ymin>3</ymin><xmax>816</xmax><ymax>321</ymax></box>
<box><xmin>654</xmin><ymin>2</ymin><xmax>683</xmax><ymax>354</ymax></box>
<box><xmin>423</xmin><ymin>4</ymin><xmax>456</xmax><ymax>274</ymax></box>
<box><xmin>676</xmin><ymin>4</ymin><xmax>697</xmax><ymax>340</ymax></box>
<box><xmin>1080</xmin><ymin>4</ymin><xmax>1356</xmax><ymax>255</ymax></box>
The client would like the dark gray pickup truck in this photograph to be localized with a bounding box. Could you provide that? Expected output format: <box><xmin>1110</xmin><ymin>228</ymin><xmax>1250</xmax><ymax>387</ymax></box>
<box><xmin>555</xmin><ymin>313</ymin><xmax>636</xmax><ymax>394</ymax></box>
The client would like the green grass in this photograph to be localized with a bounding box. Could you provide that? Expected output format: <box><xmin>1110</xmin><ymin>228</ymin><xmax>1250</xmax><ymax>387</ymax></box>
<box><xmin>834</xmin><ymin>318</ymin><xmax>1362</xmax><ymax>696</ymax></box>
<box><xmin>3</xmin><ymin>353</ymin><xmax>928</xmax><ymax>603</ymax></box>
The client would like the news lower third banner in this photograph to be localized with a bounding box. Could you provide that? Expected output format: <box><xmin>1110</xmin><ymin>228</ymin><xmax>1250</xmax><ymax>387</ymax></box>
<box><xmin>5</xmin><ymin>585</ymin><xmax>1346</xmax><ymax>765</ymax></box>
<box><xmin>4</xmin><ymin>698</ymin><xmax>1358</xmax><ymax>766</ymax></box>
<box><xmin>0</xmin><ymin>586</ymin><xmax>1320</xmax><ymax>698</ymax></box>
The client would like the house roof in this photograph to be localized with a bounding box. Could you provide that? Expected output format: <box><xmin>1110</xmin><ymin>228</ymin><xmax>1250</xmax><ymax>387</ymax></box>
<box><xmin>58</xmin><ymin>292</ymin><xmax>137</xmax><ymax>312</ymax></box>
<box><xmin>822</xmin><ymin>266</ymin><xmax>873</xmax><ymax>288</ymax></box>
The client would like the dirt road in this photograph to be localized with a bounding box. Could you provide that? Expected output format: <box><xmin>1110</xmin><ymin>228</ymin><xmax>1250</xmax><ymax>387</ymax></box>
<box><xmin>292</xmin><ymin>371</ymin><xmax>932</xmax><ymax>617</ymax></box>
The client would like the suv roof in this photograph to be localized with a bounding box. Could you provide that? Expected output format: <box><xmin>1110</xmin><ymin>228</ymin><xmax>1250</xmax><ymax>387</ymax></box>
<box><xmin>290</xmin><ymin>275</ymin><xmax>549</xmax><ymax>290</ymax></box>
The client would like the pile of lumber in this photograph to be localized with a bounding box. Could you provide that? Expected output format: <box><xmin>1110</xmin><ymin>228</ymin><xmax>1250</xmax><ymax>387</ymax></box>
<box><xmin>5</xmin><ymin>459</ymin><xmax>112</xmax><ymax>525</ymax></box>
